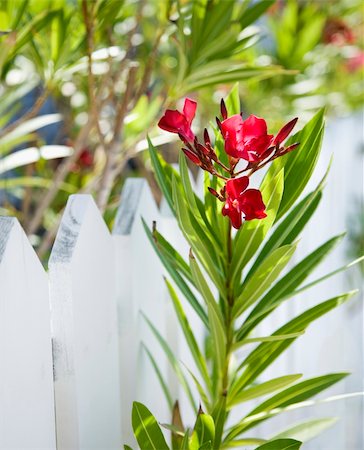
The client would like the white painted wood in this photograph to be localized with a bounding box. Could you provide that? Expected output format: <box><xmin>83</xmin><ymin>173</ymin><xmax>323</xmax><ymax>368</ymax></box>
<box><xmin>49</xmin><ymin>195</ymin><xmax>121</xmax><ymax>449</ymax></box>
<box><xmin>0</xmin><ymin>217</ymin><xmax>56</xmax><ymax>449</ymax></box>
<box><xmin>113</xmin><ymin>179</ymin><xmax>172</xmax><ymax>445</ymax></box>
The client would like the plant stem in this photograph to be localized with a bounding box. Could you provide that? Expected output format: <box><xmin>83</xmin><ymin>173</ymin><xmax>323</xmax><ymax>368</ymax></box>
<box><xmin>214</xmin><ymin>221</ymin><xmax>234</xmax><ymax>448</ymax></box>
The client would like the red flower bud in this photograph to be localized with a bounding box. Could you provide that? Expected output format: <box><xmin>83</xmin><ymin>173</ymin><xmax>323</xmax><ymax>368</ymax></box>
<box><xmin>273</xmin><ymin>117</ymin><xmax>298</xmax><ymax>146</ymax></box>
<box><xmin>182</xmin><ymin>148</ymin><xmax>202</xmax><ymax>166</ymax></box>
<box><xmin>220</xmin><ymin>99</ymin><xmax>228</xmax><ymax>120</ymax></box>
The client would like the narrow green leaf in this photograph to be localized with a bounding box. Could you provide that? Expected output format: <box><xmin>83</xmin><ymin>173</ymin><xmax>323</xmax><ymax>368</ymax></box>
<box><xmin>238</xmin><ymin>234</ymin><xmax>344</xmax><ymax>340</ymax></box>
<box><xmin>132</xmin><ymin>402</ymin><xmax>169</xmax><ymax>450</ymax></box>
<box><xmin>189</xmin><ymin>253</ymin><xmax>224</xmax><ymax>325</ymax></box>
<box><xmin>238</xmin><ymin>374</ymin><xmax>348</xmax><ymax>434</ymax></box>
<box><xmin>222</xmin><ymin>438</ymin><xmax>266</xmax><ymax>448</ymax></box>
<box><xmin>165</xmin><ymin>278</ymin><xmax>211</xmax><ymax>392</ymax></box>
<box><xmin>237</xmin><ymin>291</ymin><xmax>357</xmax><ymax>386</ymax></box>
<box><xmin>228</xmin><ymin>374</ymin><xmax>302</xmax><ymax>408</ymax></box>
<box><xmin>148</xmin><ymin>135</ymin><xmax>175</xmax><ymax>213</ymax></box>
<box><xmin>173</xmin><ymin>175</ymin><xmax>225</xmax><ymax>292</ymax></box>
<box><xmin>124</xmin><ymin>445</ymin><xmax>134</xmax><ymax>450</ymax></box>
<box><xmin>142</xmin><ymin>313</ymin><xmax>196</xmax><ymax>410</ymax></box>
<box><xmin>234</xmin><ymin>332</ymin><xmax>305</xmax><ymax>347</ymax></box>
<box><xmin>254</xmin><ymin>438</ymin><xmax>302</xmax><ymax>450</ymax></box>
<box><xmin>208</xmin><ymin>302</ymin><xmax>226</xmax><ymax>378</ymax></box>
<box><xmin>212</xmin><ymin>396</ymin><xmax>227</xmax><ymax>450</ymax></box>
<box><xmin>239</xmin><ymin>0</ymin><xmax>275</xmax><ymax>29</ymax></box>
<box><xmin>184</xmin><ymin>366</ymin><xmax>211</xmax><ymax>411</ymax></box>
<box><xmin>191</xmin><ymin>413</ymin><xmax>215</xmax><ymax>450</ymax></box>
<box><xmin>276</xmin><ymin>109</ymin><xmax>325</xmax><ymax>220</ymax></box>
<box><xmin>272</xmin><ymin>417</ymin><xmax>337</xmax><ymax>442</ymax></box>
<box><xmin>233</xmin><ymin>244</ymin><xmax>297</xmax><ymax>317</ymax></box>
<box><xmin>231</xmin><ymin>168</ymin><xmax>284</xmax><ymax>286</ymax></box>
<box><xmin>180</xmin><ymin>429</ymin><xmax>190</xmax><ymax>450</ymax></box>
<box><xmin>249</xmin><ymin>188</ymin><xmax>322</xmax><ymax>277</ymax></box>
<box><xmin>292</xmin><ymin>256</ymin><xmax>364</xmax><ymax>298</ymax></box>
<box><xmin>142</xmin><ymin>344</ymin><xmax>174</xmax><ymax>411</ymax></box>
<box><xmin>142</xmin><ymin>219</ymin><xmax>208</xmax><ymax>327</ymax></box>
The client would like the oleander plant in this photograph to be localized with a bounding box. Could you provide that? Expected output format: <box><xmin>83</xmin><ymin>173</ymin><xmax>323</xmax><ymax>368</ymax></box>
<box><xmin>127</xmin><ymin>86</ymin><xmax>361</xmax><ymax>450</ymax></box>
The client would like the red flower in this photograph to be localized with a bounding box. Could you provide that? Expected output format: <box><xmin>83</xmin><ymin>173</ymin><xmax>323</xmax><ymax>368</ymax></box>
<box><xmin>345</xmin><ymin>52</ymin><xmax>364</xmax><ymax>73</ymax></box>
<box><xmin>222</xmin><ymin>176</ymin><xmax>267</xmax><ymax>229</ymax></box>
<box><xmin>158</xmin><ymin>98</ymin><xmax>197</xmax><ymax>143</ymax></box>
<box><xmin>323</xmin><ymin>18</ymin><xmax>355</xmax><ymax>46</ymax></box>
<box><xmin>221</xmin><ymin>114</ymin><xmax>274</xmax><ymax>162</ymax></box>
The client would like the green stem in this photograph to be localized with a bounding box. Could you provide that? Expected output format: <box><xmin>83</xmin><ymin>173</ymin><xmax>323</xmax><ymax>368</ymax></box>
<box><xmin>214</xmin><ymin>221</ymin><xmax>235</xmax><ymax>448</ymax></box>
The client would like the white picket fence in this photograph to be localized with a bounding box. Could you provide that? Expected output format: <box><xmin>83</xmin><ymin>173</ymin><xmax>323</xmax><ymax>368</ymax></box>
<box><xmin>0</xmin><ymin>112</ymin><xmax>363</xmax><ymax>449</ymax></box>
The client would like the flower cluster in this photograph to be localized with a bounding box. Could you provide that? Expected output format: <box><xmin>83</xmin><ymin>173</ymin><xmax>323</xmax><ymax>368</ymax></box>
<box><xmin>158</xmin><ymin>99</ymin><xmax>299</xmax><ymax>229</ymax></box>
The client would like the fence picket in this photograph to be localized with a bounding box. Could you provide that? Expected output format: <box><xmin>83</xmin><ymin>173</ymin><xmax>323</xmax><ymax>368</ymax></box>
<box><xmin>49</xmin><ymin>195</ymin><xmax>121</xmax><ymax>449</ymax></box>
<box><xmin>0</xmin><ymin>217</ymin><xmax>56</xmax><ymax>448</ymax></box>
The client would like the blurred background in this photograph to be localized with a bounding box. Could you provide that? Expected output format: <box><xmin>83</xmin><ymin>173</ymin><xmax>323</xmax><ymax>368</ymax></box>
<box><xmin>0</xmin><ymin>0</ymin><xmax>362</xmax><ymax>262</ymax></box>
<box><xmin>0</xmin><ymin>0</ymin><xmax>362</xmax><ymax>447</ymax></box>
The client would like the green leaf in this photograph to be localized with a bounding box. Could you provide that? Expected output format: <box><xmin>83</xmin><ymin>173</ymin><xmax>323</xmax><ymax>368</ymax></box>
<box><xmin>180</xmin><ymin>429</ymin><xmax>190</xmax><ymax>450</ymax></box>
<box><xmin>234</xmin><ymin>332</ymin><xmax>305</xmax><ymax>347</ymax></box>
<box><xmin>142</xmin><ymin>344</ymin><xmax>174</xmax><ymax>411</ymax></box>
<box><xmin>237</xmin><ymin>291</ymin><xmax>357</xmax><ymax>386</ymax></box>
<box><xmin>238</xmin><ymin>0</ymin><xmax>275</xmax><ymax>30</ymax></box>
<box><xmin>189</xmin><ymin>253</ymin><xmax>224</xmax><ymax>325</ymax></box>
<box><xmin>254</xmin><ymin>438</ymin><xmax>302</xmax><ymax>450</ymax></box>
<box><xmin>207</xmin><ymin>301</ymin><xmax>226</xmax><ymax>379</ymax></box>
<box><xmin>233</xmin><ymin>244</ymin><xmax>297</xmax><ymax>317</ymax></box>
<box><xmin>142</xmin><ymin>219</ymin><xmax>208</xmax><ymax>328</ymax></box>
<box><xmin>212</xmin><ymin>396</ymin><xmax>227</xmax><ymax>450</ymax></box>
<box><xmin>228</xmin><ymin>374</ymin><xmax>302</xmax><ymax>408</ymax></box>
<box><xmin>165</xmin><ymin>279</ymin><xmax>211</xmax><ymax>392</ymax></box>
<box><xmin>190</xmin><ymin>412</ymin><xmax>215</xmax><ymax>450</ymax></box>
<box><xmin>275</xmin><ymin>109</ymin><xmax>325</xmax><ymax>220</ymax></box>
<box><xmin>173</xmin><ymin>175</ymin><xmax>225</xmax><ymax>292</ymax></box>
<box><xmin>148</xmin><ymin>135</ymin><xmax>176</xmax><ymax>213</ymax></box>
<box><xmin>225</xmin><ymin>83</ymin><xmax>240</xmax><ymax>115</ymax></box>
<box><xmin>132</xmin><ymin>402</ymin><xmax>169</xmax><ymax>450</ymax></box>
<box><xmin>185</xmin><ymin>366</ymin><xmax>211</xmax><ymax>411</ymax></box>
<box><xmin>142</xmin><ymin>313</ymin><xmax>196</xmax><ymax>410</ymax></box>
<box><xmin>272</xmin><ymin>417</ymin><xmax>337</xmax><ymax>442</ymax></box>
<box><xmin>249</xmin><ymin>187</ymin><xmax>322</xmax><ymax>276</ymax></box>
<box><xmin>124</xmin><ymin>445</ymin><xmax>134</xmax><ymax>450</ymax></box>
<box><xmin>238</xmin><ymin>234</ymin><xmax>344</xmax><ymax>340</ymax></box>
<box><xmin>239</xmin><ymin>374</ymin><xmax>348</xmax><ymax>433</ymax></box>
<box><xmin>292</xmin><ymin>256</ymin><xmax>364</xmax><ymax>297</ymax></box>
<box><xmin>221</xmin><ymin>438</ymin><xmax>266</xmax><ymax>448</ymax></box>
<box><xmin>231</xmin><ymin>168</ymin><xmax>284</xmax><ymax>287</ymax></box>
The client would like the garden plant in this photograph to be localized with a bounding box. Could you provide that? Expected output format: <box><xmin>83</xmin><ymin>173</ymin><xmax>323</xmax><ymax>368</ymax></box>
<box><xmin>128</xmin><ymin>86</ymin><xmax>361</xmax><ymax>450</ymax></box>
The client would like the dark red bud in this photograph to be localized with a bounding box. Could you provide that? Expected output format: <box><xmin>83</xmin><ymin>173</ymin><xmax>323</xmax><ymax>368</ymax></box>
<box><xmin>197</xmin><ymin>142</ymin><xmax>210</xmax><ymax>156</ymax></box>
<box><xmin>273</xmin><ymin>117</ymin><xmax>298</xmax><ymax>145</ymax></box>
<box><xmin>283</xmin><ymin>142</ymin><xmax>300</xmax><ymax>153</ymax></box>
<box><xmin>182</xmin><ymin>148</ymin><xmax>202</xmax><ymax>166</ymax></box>
<box><xmin>208</xmin><ymin>187</ymin><xmax>219</xmax><ymax>197</ymax></box>
<box><xmin>216</xmin><ymin>117</ymin><xmax>222</xmax><ymax>132</ymax></box>
<box><xmin>204</xmin><ymin>128</ymin><xmax>211</xmax><ymax>146</ymax></box>
<box><xmin>220</xmin><ymin>99</ymin><xmax>228</xmax><ymax>120</ymax></box>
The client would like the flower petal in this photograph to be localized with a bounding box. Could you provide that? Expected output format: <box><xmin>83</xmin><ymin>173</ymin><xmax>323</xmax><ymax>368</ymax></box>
<box><xmin>183</xmin><ymin>98</ymin><xmax>197</xmax><ymax>124</ymax></box>
<box><xmin>242</xmin><ymin>115</ymin><xmax>268</xmax><ymax>139</ymax></box>
<box><xmin>225</xmin><ymin>176</ymin><xmax>249</xmax><ymax>199</ymax></box>
<box><xmin>273</xmin><ymin>117</ymin><xmax>298</xmax><ymax>145</ymax></box>
<box><xmin>158</xmin><ymin>110</ymin><xmax>186</xmax><ymax>133</ymax></box>
<box><xmin>222</xmin><ymin>201</ymin><xmax>242</xmax><ymax>229</ymax></box>
<box><xmin>239</xmin><ymin>189</ymin><xmax>267</xmax><ymax>220</ymax></box>
<box><xmin>221</xmin><ymin>114</ymin><xmax>244</xmax><ymax>138</ymax></box>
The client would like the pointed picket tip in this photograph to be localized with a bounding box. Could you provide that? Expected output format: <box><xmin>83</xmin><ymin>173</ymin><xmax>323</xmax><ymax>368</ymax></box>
<box><xmin>113</xmin><ymin>178</ymin><xmax>159</xmax><ymax>236</ymax></box>
<box><xmin>49</xmin><ymin>194</ymin><xmax>110</xmax><ymax>265</ymax></box>
<box><xmin>0</xmin><ymin>216</ymin><xmax>56</xmax><ymax>448</ymax></box>
<box><xmin>0</xmin><ymin>216</ymin><xmax>16</xmax><ymax>263</ymax></box>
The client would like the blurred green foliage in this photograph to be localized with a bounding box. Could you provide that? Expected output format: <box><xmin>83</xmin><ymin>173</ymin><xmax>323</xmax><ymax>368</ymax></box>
<box><xmin>0</xmin><ymin>0</ymin><xmax>362</xmax><ymax>257</ymax></box>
